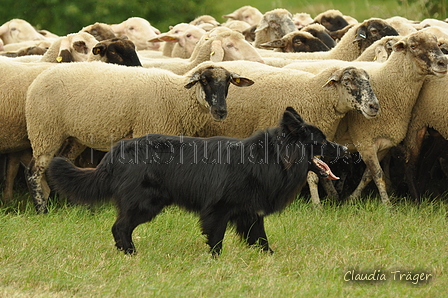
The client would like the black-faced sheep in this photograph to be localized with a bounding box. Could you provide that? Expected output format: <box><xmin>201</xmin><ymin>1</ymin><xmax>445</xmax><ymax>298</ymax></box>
<box><xmin>25</xmin><ymin>62</ymin><xmax>254</xmax><ymax>213</ymax></box>
<box><xmin>259</xmin><ymin>31</ymin><xmax>330</xmax><ymax>52</ymax></box>
<box><xmin>301</xmin><ymin>23</ymin><xmax>336</xmax><ymax>49</ymax></box>
<box><xmin>313</xmin><ymin>9</ymin><xmax>350</xmax><ymax>32</ymax></box>
<box><xmin>260</xmin><ymin>19</ymin><xmax>399</xmax><ymax>66</ymax></box>
<box><xmin>284</xmin><ymin>31</ymin><xmax>448</xmax><ymax>204</ymax></box>
<box><xmin>253</xmin><ymin>9</ymin><xmax>297</xmax><ymax>48</ymax></box>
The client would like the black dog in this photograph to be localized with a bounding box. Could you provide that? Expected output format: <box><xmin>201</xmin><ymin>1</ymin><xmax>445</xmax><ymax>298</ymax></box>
<box><xmin>47</xmin><ymin>107</ymin><xmax>347</xmax><ymax>256</ymax></box>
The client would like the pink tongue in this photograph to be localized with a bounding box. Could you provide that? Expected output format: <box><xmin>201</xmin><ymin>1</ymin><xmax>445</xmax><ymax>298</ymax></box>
<box><xmin>316</xmin><ymin>157</ymin><xmax>340</xmax><ymax>180</ymax></box>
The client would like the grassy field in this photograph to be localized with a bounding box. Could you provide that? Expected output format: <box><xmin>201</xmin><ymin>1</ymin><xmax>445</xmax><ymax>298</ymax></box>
<box><xmin>0</xmin><ymin>188</ymin><xmax>447</xmax><ymax>297</ymax></box>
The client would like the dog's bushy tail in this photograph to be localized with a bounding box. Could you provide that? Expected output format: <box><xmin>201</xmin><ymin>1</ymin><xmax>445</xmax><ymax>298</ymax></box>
<box><xmin>47</xmin><ymin>157</ymin><xmax>113</xmax><ymax>204</ymax></box>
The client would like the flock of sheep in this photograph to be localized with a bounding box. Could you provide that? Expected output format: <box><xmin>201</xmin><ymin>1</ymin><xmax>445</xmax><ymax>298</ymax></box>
<box><xmin>1</xmin><ymin>5</ymin><xmax>448</xmax><ymax>212</ymax></box>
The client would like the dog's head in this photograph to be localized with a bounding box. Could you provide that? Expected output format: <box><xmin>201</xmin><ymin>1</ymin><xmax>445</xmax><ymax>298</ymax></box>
<box><xmin>279</xmin><ymin>107</ymin><xmax>347</xmax><ymax>179</ymax></box>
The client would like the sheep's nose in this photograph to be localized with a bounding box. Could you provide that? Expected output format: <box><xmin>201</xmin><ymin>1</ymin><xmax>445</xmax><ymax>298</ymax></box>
<box><xmin>213</xmin><ymin>109</ymin><xmax>227</xmax><ymax>121</ymax></box>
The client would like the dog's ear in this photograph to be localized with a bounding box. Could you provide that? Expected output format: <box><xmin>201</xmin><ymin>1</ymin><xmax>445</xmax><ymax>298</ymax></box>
<box><xmin>282</xmin><ymin>107</ymin><xmax>306</xmax><ymax>135</ymax></box>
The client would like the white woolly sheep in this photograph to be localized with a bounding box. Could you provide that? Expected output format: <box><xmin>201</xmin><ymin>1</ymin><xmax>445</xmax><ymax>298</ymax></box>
<box><xmin>222</xmin><ymin>5</ymin><xmax>263</xmax><ymax>27</ymax></box>
<box><xmin>140</xmin><ymin>28</ymin><xmax>264</xmax><ymax>74</ymax></box>
<box><xmin>254</xmin><ymin>8</ymin><xmax>297</xmax><ymax>48</ymax></box>
<box><xmin>111</xmin><ymin>17</ymin><xmax>161</xmax><ymax>51</ymax></box>
<box><xmin>149</xmin><ymin>25</ymin><xmax>206</xmax><ymax>59</ymax></box>
<box><xmin>189</xmin><ymin>15</ymin><xmax>220</xmax><ymax>31</ymax></box>
<box><xmin>0</xmin><ymin>37</ymin><xmax>142</xmax><ymax>201</ymax></box>
<box><xmin>284</xmin><ymin>30</ymin><xmax>448</xmax><ymax>204</ymax></box>
<box><xmin>0</xmin><ymin>19</ymin><xmax>49</xmax><ymax>45</ymax></box>
<box><xmin>222</xmin><ymin>20</ymin><xmax>252</xmax><ymax>34</ymax></box>
<box><xmin>355</xmin><ymin>36</ymin><xmax>401</xmax><ymax>62</ymax></box>
<box><xmin>25</xmin><ymin>62</ymin><xmax>254</xmax><ymax>213</ymax></box>
<box><xmin>292</xmin><ymin>13</ymin><xmax>314</xmax><ymax>29</ymax></box>
<box><xmin>386</xmin><ymin>16</ymin><xmax>417</xmax><ymax>36</ymax></box>
<box><xmin>401</xmin><ymin>75</ymin><xmax>448</xmax><ymax>200</ymax></box>
<box><xmin>148</xmin><ymin>23</ymin><xmax>196</xmax><ymax>58</ymax></box>
<box><xmin>260</xmin><ymin>18</ymin><xmax>399</xmax><ymax>66</ymax></box>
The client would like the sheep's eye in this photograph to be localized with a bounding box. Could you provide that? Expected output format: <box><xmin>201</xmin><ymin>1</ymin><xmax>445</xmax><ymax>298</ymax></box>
<box><xmin>129</xmin><ymin>26</ymin><xmax>134</xmax><ymax>31</ymax></box>
<box><xmin>226</xmin><ymin>43</ymin><xmax>234</xmax><ymax>48</ymax></box>
<box><xmin>370</xmin><ymin>29</ymin><xmax>378</xmax><ymax>34</ymax></box>
<box><xmin>11</xmin><ymin>27</ymin><xmax>17</xmax><ymax>31</ymax></box>
<box><xmin>410</xmin><ymin>44</ymin><xmax>417</xmax><ymax>50</ymax></box>
<box><xmin>186</xmin><ymin>34</ymin><xmax>192</xmax><ymax>38</ymax></box>
<box><xmin>201</xmin><ymin>79</ymin><xmax>208</xmax><ymax>84</ymax></box>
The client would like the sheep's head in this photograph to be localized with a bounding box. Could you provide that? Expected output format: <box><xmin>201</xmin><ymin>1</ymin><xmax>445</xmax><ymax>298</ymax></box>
<box><xmin>313</xmin><ymin>9</ymin><xmax>349</xmax><ymax>32</ymax></box>
<box><xmin>353</xmin><ymin>19</ymin><xmax>399</xmax><ymax>52</ymax></box>
<box><xmin>323</xmin><ymin>67</ymin><xmax>380</xmax><ymax>119</ymax></box>
<box><xmin>185</xmin><ymin>65</ymin><xmax>254</xmax><ymax>121</ymax></box>
<box><xmin>259</xmin><ymin>31</ymin><xmax>330</xmax><ymax>53</ymax></box>
<box><xmin>392</xmin><ymin>30</ymin><xmax>448</xmax><ymax>77</ymax></box>
<box><xmin>91</xmin><ymin>37</ymin><xmax>142</xmax><ymax>66</ymax></box>
<box><xmin>255</xmin><ymin>9</ymin><xmax>297</xmax><ymax>42</ymax></box>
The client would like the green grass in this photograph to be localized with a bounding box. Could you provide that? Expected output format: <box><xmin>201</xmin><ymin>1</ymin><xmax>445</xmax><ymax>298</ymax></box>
<box><xmin>0</xmin><ymin>190</ymin><xmax>447</xmax><ymax>297</ymax></box>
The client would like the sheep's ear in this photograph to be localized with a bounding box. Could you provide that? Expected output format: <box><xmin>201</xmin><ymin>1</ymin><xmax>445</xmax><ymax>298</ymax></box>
<box><xmin>230</xmin><ymin>73</ymin><xmax>254</xmax><ymax>87</ymax></box>
<box><xmin>92</xmin><ymin>43</ymin><xmax>106</xmax><ymax>56</ymax></box>
<box><xmin>392</xmin><ymin>40</ymin><xmax>406</xmax><ymax>52</ymax></box>
<box><xmin>255</xmin><ymin>19</ymin><xmax>269</xmax><ymax>32</ymax></box>
<box><xmin>210</xmin><ymin>40</ymin><xmax>225</xmax><ymax>62</ymax></box>
<box><xmin>154</xmin><ymin>34</ymin><xmax>179</xmax><ymax>43</ymax></box>
<box><xmin>259</xmin><ymin>39</ymin><xmax>286</xmax><ymax>49</ymax></box>
<box><xmin>354</xmin><ymin>25</ymin><xmax>367</xmax><ymax>42</ymax></box>
<box><xmin>322</xmin><ymin>69</ymin><xmax>343</xmax><ymax>88</ymax></box>
<box><xmin>184</xmin><ymin>73</ymin><xmax>200</xmax><ymax>89</ymax></box>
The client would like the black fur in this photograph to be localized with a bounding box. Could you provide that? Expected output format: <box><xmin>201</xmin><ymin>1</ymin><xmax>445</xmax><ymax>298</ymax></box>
<box><xmin>47</xmin><ymin>107</ymin><xmax>347</xmax><ymax>256</ymax></box>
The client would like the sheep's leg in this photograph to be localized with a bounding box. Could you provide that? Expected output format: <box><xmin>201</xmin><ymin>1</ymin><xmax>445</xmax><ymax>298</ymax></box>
<box><xmin>404</xmin><ymin>127</ymin><xmax>427</xmax><ymax>201</ymax></box>
<box><xmin>349</xmin><ymin>150</ymin><xmax>391</xmax><ymax>205</ymax></box>
<box><xmin>2</xmin><ymin>149</ymin><xmax>33</xmax><ymax>200</ymax></box>
<box><xmin>307</xmin><ymin>171</ymin><xmax>322</xmax><ymax>206</ymax></box>
<box><xmin>234</xmin><ymin>214</ymin><xmax>273</xmax><ymax>253</ymax></box>
<box><xmin>320</xmin><ymin>177</ymin><xmax>339</xmax><ymax>200</ymax></box>
<box><xmin>25</xmin><ymin>154</ymin><xmax>54</xmax><ymax>213</ymax></box>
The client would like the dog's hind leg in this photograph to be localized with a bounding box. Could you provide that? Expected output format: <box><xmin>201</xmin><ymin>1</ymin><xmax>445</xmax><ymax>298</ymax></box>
<box><xmin>234</xmin><ymin>215</ymin><xmax>273</xmax><ymax>254</ymax></box>
<box><xmin>112</xmin><ymin>196</ymin><xmax>166</xmax><ymax>255</ymax></box>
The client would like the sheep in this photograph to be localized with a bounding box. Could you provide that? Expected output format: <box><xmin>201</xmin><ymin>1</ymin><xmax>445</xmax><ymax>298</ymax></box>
<box><xmin>401</xmin><ymin>75</ymin><xmax>448</xmax><ymax>200</ymax></box>
<box><xmin>148</xmin><ymin>25</ymin><xmax>206</xmax><ymax>59</ymax></box>
<box><xmin>292</xmin><ymin>13</ymin><xmax>314</xmax><ymax>29</ymax></box>
<box><xmin>140</xmin><ymin>28</ymin><xmax>264</xmax><ymax>74</ymax></box>
<box><xmin>1</xmin><ymin>44</ymin><xmax>49</xmax><ymax>57</ymax></box>
<box><xmin>253</xmin><ymin>9</ymin><xmax>297</xmax><ymax>48</ymax></box>
<box><xmin>386</xmin><ymin>16</ymin><xmax>417</xmax><ymax>36</ymax></box>
<box><xmin>222</xmin><ymin>20</ymin><xmax>252</xmax><ymax>34</ymax></box>
<box><xmin>111</xmin><ymin>17</ymin><xmax>161</xmax><ymax>51</ymax></box>
<box><xmin>313</xmin><ymin>9</ymin><xmax>350</xmax><ymax>32</ymax></box>
<box><xmin>38</xmin><ymin>32</ymin><xmax>100</xmax><ymax>63</ymax></box>
<box><xmin>283</xmin><ymin>30</ymin><xmax>448</xmax><ymax>204</ymax></box>
<box><xmin>355</xmin><ymin>36</ymin><xmax>401</xmax><ymax>62</ymax></box>
<box><xmin>197</xmin><ymin>61</ymin><xmax>379</xmax><ymax>139</ymax></box>
<box><xmin>301</xmin><ymin>23</ymin><xmax>336</xmax><ymax>49</ymax></box>
<box><xmin>189</xmin><ymin>15</ymin><xmax>220</xmax><ymax>31</ymax></box>
<box><xmin>259</xmin><ymin>31</ymin><xmax>330</xmax><ymax>52</ymax></box>
<box><xmin>222</xmin><ymin>5</ymin><xmax>263</xmax><ymax>27</ymax></box>
<box><xmin>24</xmin><ymin>62</ymin><xmax>254</xmax><ymax>213</ymax></box>
<box><xmin>148</xmin><ymin>23</ymin><xmax>196</xmax><ymax>58</ymax></box>
<box><xmin>80</xmin><ymin>22</ymin><xmax>117</xmax><ymax>41</ymax></box>
<box><xmin>0</xmin><ymin>19</ymin><xmax>48</xmax><ymax>45</ymax></box>
<box><xmin>1</xmin><ymin>40</ymin><xmax>53</xmax><ymax>52</ymax></box>
<box><xmin>260</xmin><ymin>18</ymin><xmax>399</xmax><ymax>66</ymax></box>
<box><xmin>0</xmin><ymin>37</ymin><xmax>142</xmax><ymax>201</ymax></box>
